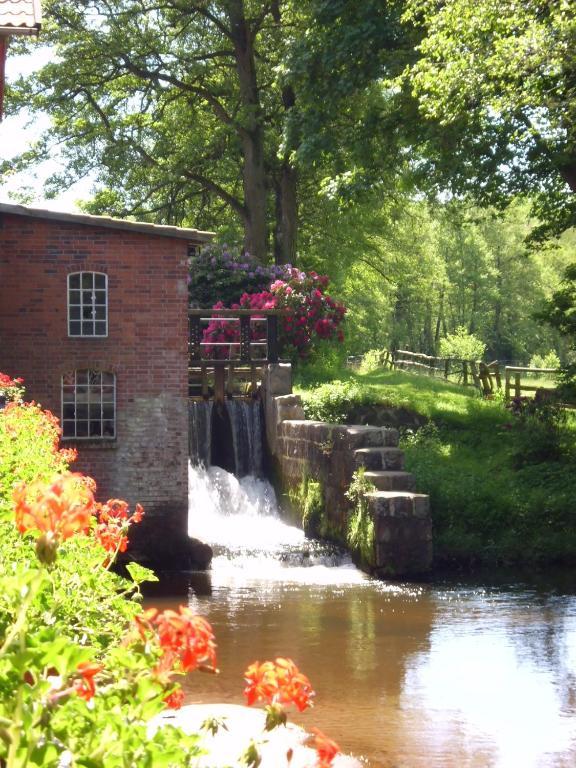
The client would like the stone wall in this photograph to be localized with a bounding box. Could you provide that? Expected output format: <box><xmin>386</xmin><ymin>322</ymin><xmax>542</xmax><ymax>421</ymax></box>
<box><xmin>263</xmin><ymin>365</ymin><xmax>432</xmax><ymax>577</ymax></box>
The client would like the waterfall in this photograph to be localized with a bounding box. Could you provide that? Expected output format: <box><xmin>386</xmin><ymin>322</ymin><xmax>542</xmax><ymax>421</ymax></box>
<box><xmin>188</xmin><ymin>400</ymin><xmax>213</xmax><ymax>467</ymax></box>
<box><xmin>188</xmin><ymin>463</ymin><xmax>359</xmax><ymax>578</ymax></box>
<box><xmin>225</xmin><ymin>399</ymin><xmax>263</xmax><ymax>477</ymax></box>
<box><xmin>188</xmin><ymin>398</ymin><xmax>263</xmax><ymax>477</ymax></box>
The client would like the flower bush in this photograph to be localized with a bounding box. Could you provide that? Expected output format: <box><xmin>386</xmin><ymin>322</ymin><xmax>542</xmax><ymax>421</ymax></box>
<box><xmin>198</xmin><ymin>258</ymin><xmax>347</xmax><ymax>359</ymax></box>
<box><xmin>0</xmin><ymin>374</ymin><xmax>341</xmax><ymax>768</ymax></box>
<box><xmin>189</xmin><ymin>246</ymin><xmax>286</xmax><ymax>308</ymax></box>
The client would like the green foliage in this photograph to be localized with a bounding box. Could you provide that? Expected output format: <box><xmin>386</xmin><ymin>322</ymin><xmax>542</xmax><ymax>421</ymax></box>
<box><xmin>289</xmin><ymin>476</ymin><xmax>323</xmax><ymax>537</ymax></box>
<box><xmin>439</xmin><ymin>326</ymin><xmax>486</xmax><ymax>361</ymax></box>
<box><xmin>359</xmin><ymin>349</ymin><xmax>391</xmax><ymax>374</ymax></box>
<box><xmin>529</xmin><ymin>351</ymin><xmax>561</xmax><ymax>370</ymax></box>
<box><xmin>300</xmin><ymin>380</ymin><xmax>369</xmax><ymax>424</ymax></box>
<box><xmin>403</xmin><ymin>0</ymin><xmax>576</xmax><ymax>241</ymax></box>
<box><xmin>345</xmin><ymin>469</ymin><xmax>376</xmax><ymax>567</ymax></box>
<box><xmin>189</xmin><ymin>247</ymin><xmax>282</xmax><ymax>308</ymax></box>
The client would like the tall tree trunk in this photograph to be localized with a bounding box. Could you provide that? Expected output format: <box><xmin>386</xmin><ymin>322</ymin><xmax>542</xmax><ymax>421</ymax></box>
<box><xmin>275</xmin><ymin>160</ymin><xmax>298</xmax><ymax>265</ymax></box>
<box><xmin>227</xmin><ymin>0</ymin><xmax>268</xmax><ymax>262</ymax></box>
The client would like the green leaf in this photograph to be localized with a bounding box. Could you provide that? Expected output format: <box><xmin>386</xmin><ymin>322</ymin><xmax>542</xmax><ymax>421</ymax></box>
<box><xmin>126</xmin><ymin>563</ymin><xmax>159</xmax><ymax>585</ymax></box>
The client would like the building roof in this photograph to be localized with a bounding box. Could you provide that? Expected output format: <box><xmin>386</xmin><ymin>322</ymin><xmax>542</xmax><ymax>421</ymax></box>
<box><xmin>0</xmin><ymin>0</ymin><xmax>42</xmax><ymax>35</ymax></box>
<box><xmin>0</xmin><ymin>202</ymin><xmax>215</xmax><ymax>242</ymax></box>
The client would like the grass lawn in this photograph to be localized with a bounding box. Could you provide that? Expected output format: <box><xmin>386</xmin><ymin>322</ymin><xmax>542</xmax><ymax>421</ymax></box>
<box><xmin>296</xmin><ymin>366</ymin><xmax>576</xmax><ymax>568</ymax></box>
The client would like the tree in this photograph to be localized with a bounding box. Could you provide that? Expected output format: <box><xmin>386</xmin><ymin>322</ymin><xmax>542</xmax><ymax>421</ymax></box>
<box><xmin>7</xmin><ymin>1</ymin><xmax>304</xmax><ymax>262</ymax></box>
<box><xmin>402</xmin><ymin>0</ymin><xmax>576</xmax><ymax>242</ymax></box>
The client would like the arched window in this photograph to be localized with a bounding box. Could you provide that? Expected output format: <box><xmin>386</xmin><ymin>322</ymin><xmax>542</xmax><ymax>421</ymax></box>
<box><xmin>61</xmin><ymin>370</ymin><xmax>116</xmax><ymax>439</ymax></box>
<box><xmin>67</xmin><ymin>272</ymin><xmax>108</xmax><ymax>337</ymax></box>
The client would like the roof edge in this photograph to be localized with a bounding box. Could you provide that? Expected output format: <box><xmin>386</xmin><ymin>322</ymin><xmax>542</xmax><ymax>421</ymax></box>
<box><xmin>0</xmin><ymin>202</ymin><xmax>215</xmax><ymax>242</ymax></box>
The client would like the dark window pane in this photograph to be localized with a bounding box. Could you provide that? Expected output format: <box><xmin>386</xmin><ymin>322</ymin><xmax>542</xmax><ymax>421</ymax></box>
<box><xmin>76</xmin><ymin>404</ymin><xmax>88</xmax><ymax>419</ymax></box>
<box><xmin>89</xmin><ymin>421</ymin><xmax>102</xmax><ymax>437</ymax></box>
<box><xmin>63</xmin><ymin>404</ymin><xmax>75</xmax><ymax>419</ymax></box>
<box><xmin>95</xmin><ymin>306</ymin><xmax>106</xmax><ymax>320</ymax></box>
<box><xmin>69</xmin><ymin>306</ymin><xmax>80</xmax><ymax>320</ymax></box>
<box><xmin>89</xmin><ymin>404</ymin><xmax>101</xmax><ymax>420</ymax></box>
<box><xmin>82</xmin><ymin>290</ymin><xmax>93</xmax><ymax>305</ymax></box>
<box><xmin>95</xmin><ymin>322</ymin><xmax>107</xmax><ymax>336</ymax></box>
<box><xmin>103</xmin><ymin>404</ymin><xmax>114</xmax><ymax>420</ymax></box>
<box><xmin>62</xmin><ymin>420</ymin><xmax>75</xmax><ymax>437</ymax></box>
<box><xmin>69</xmin><ymin>290</ymin><xmax>80</xmax><ymax>305</ymax></box>
<box><xmin>82</xmin><ymin>306</ymin><xmax>94</xmax><ymax>320</ymax></box>
<box><xmin>76</xmin><ymin>421</ymin><xmax>88</xmax><ymax>437</ymax></box>
<box><xmin>69</xmin><ymin>321</ymin><xmax>81</xmax><ymax>336</ymax></box>
<box><xmin>89</xmin><ymin>371</ymin><xmax>102</xmax><ymax>385</ymax></box>
<box><xmin>103</xmin><ymin>420</ymin><xmax>115</xmax><ymax>437</ymax></box>
<box><xmin>62</xmin><ymin>372</ymin><xmax>75</xmax><ymax>385</ymax></box>
<box><xmin>102</xmin><ymin>372</ymin><xmax>115</xmax><ymax>385</ymax></box>
<box><xmin>76</xmin><ymin>371</ymin><xmax>88</xmax><ymax>384</ymax></box>
<box><xmin>69</xmin><ymin>274</ymin><xmax>80</xmax><ymax>289</ymax></box>
<box><xmin>81</xmin><ymin>273</ymin><xmax>93</xmax><ymax>289</ymax></box>
<box><xmin>62</xmin><ymin>387</ymin><xmax>75</xmax><ymax>402</ymax></box>
<box><xmin>94</xmin><ymin>291</ymin><xmax>106</xmax><ymax>305</ymax></box>
<box><xmin>94</xmin><ymin>274</ymin><xmax>106</xmax><ymax>289</ymax></box>
<box><xmin>102</xmin><ymin>385</ymin><xmax>114</xmax><ymax>401</ymax></box>
<box><xmin>81</xmin><ymin>321</ymin><xmax>93</xmax><ymax>335</ymax></box>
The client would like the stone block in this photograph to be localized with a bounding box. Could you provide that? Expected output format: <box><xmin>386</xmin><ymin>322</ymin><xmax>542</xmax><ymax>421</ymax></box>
<box><xmin>263</xmin><ymin>363</ymin><xmax>293</xmax><ymax>396</ymax></box>
<box><xmin>354</xmin><ymin>448</ymin><xmax>405</xmax><ymax>471</ymax></box>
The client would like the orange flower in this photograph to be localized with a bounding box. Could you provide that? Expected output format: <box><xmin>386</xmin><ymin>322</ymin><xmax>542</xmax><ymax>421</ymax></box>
<box><xmin>164</xmin><ymin>686</ymin><xmax>185</xmax><ymax>710</ymax></box>
<box><xmin>94</xmin><ymin>500</ymin><xmax>144</xmax><ymax>558</ymax></box>
<box><xmin>73</xmin><ymin>661</ymin><xmax>103</xmax><ymax>702</ymax></box>
<box><xmin>244</xmin><ymin>658</ymin><xmax>315</xmax><ymax>712</ymax></box>
<box><xmin>130</xmin><ymin>606</ymin><xmax>217</xmax><ymax>675</ymax></box>
<box><xmin>14</xmin><ymin>473</ymin><xmax>95</xmax><ymax>542</ymax></box>
<box><xmin>310</xmin><ymin>728</ymin><xmax>340</xmax><ymax>768</ymax></box>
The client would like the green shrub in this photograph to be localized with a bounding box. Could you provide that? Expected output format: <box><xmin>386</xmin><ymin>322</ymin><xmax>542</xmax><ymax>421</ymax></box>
<box><xmin>439</xmin><ymin>326</ymin><xmax>486</xmax><ymax>360</ymax></box>
<box><xmin>346</xmin><ymin>469</ymin><xmax>376</xmax><ymax>566</ymax></box>
<box><xmin>301</xmin><ymin>380</ymin><xmax>369</xmax><ymax>423</ymax></box>
<box><xmin>359</xmin><ymin>349</ymin><xmax>390</xmax><ymax>374</ymax></box>
<box><xmin>529</xmin><ymin>350</ymin><xmax>560</xmax><ymax>370</ymax></box>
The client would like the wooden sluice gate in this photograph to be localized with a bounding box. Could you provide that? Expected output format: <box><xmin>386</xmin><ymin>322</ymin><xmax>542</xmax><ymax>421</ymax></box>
<box><xmin>188</xmin><ymin>308</ymin><xmax>280</xmax><ymax>401</ymax></box>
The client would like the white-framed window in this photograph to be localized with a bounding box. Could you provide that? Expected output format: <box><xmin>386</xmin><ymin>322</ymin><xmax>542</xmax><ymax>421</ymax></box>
<box><xmin>68</xmin><ymin>272</ymin><xmax>108</xmax><ymax>337</ymax></box>
<box><xmin>61</xmin><ymin>370</ymin><xmax>116</xmax><ymax>440</ymax></box>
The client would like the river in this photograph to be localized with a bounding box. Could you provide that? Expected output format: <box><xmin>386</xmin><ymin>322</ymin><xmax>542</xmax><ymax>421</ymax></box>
<box><xmin>148</xmin><ymin>464</ymin><xmax>576</xmax><ymax>767</ymax></box>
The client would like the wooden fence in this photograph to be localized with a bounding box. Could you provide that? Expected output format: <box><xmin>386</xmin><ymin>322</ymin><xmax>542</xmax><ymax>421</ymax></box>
<box><xmin>368</xmin><ymin>348</ymin><xmax>560</xmax><ymax>399</ymax></box>
<box><xmin>392</xmin><ymin>349</ymin><xmax>501</xmax><ymax>395</ymax></box>
<box><xmin>188</xmin><ymin>308</ymin><xmax>281</xmax><ymax>401</ymax></box>
<box><xmin>504</xmin><ymin>366</ymin><xmax>559</xmax><ymax>399</ymax></box>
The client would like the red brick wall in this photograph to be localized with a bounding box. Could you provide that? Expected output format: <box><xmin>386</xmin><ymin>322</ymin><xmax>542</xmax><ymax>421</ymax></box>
<box><xmin>0</xmin><ymin>213</ymin><xmax>193</xmax><ymax>562</ymax></box>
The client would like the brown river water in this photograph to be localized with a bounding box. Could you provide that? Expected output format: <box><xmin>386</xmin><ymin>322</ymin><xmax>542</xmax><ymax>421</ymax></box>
<box><xmin>148</xmin><ymin>465</ymin><xmax>576</xmax><ymax>767</ymax></box>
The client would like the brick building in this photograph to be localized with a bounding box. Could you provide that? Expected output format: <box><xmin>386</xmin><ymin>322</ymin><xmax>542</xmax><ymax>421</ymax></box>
<box><xmin>0</xmin><ymin>202</ymin><xmax>213</xmax><ymax>566</ymax></box>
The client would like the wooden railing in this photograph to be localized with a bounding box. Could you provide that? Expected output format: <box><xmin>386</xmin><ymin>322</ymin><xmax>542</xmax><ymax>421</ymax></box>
<box><xmin>504</xmin><ymin>366</ymin><xmax>559</xmax><ymax>399</ymax></box>
<box><xmin>393</xmin><ymin>349</ymin><xmax>501</xmax><ymax>394</ymax></box>
<box><xmin>188</xmin><ymin>308</ymin><xmax>281</xmax><ymax>400</ymax></box>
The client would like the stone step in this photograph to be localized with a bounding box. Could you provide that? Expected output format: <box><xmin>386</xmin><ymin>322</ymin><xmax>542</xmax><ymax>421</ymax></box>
<box><xmin>366</xmin><ymin>490</ymin><xmax>430</xmax><ymax>519</ymax></box>
<box><xmin>354</xmin><ymin>447</ymin><xmax>405</xmax><ymax>471</ymax></box>
<box><xmin>363</xmin><ymin>470</ymin><xmax>416</xmax><ymax>492</ymax></box>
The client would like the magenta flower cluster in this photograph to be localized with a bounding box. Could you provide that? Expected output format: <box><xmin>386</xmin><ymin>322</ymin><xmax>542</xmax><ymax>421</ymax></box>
<box><xmin>202</xmin><ymin>267</ymin><xmax>346</xmax><ymax>358</ymax></box>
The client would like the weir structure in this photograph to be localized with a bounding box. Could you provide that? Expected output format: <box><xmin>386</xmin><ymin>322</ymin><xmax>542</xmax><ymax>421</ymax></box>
<box><xmin>186</xmin><ymin>308</ymin><xmax>433</xmax><ymax>577</ymax></box>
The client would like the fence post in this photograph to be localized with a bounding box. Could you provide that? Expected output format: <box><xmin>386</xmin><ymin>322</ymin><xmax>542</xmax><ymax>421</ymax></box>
<box><xmin>444</xmin><ymin>359</ymin><xmax>450</xmax><ymax>380</ymax></box>
<box><xmin>515</xmin><ymin>371</ymin><xmax>521</xmax><ymax>398</ymax></box>
<box><xmin>267</xmin><ymin>314</ymin><xmax>279</xmax><ymax>363</ymax></box>
<box><xmin>189</xmin><ymin>314</ymin><xmax>202</xmax><ymax>361</ymax></box>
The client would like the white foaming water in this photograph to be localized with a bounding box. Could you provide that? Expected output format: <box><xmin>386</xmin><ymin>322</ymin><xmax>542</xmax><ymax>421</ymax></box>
<box><xmin>187</xmin><ymin>462</ymin><xmax>368</xmax><ymax>585</ymax></box>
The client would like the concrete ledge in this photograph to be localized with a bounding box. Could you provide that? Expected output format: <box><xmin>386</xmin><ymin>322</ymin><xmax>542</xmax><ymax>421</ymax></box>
<box><xmin>153</xmin><ymin>704</ymin><xmax>361</xmax><ymax>768</ymax></box>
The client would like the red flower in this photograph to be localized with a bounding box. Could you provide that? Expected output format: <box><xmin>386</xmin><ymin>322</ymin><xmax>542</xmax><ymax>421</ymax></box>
<box><xmin>244</xmin><ymin>658</ymin><xmax>314</xmax><ymax>712</ymax></box>
<box><xmin>94</xmin><ymin>500</ymin><xmax>144</xmax><ymax>558</ymax></box>
<box><xmin>131</xmin><ymin>607</ymin><xmax>217</xmax><ymax>675</ymax></box>
<box><xmin>14</xmin><ymin>473</ymin><xmax>95</xmax><ymax>541</ymax></box>
<box><xmin>164</xmin><ymin>686</ymin><xmax>185</xmax><ymax>710</ymax></box>
<box><xmin>73</xmin><ymin>661</ymin><xmax>103</xmax><ymax>701</ymax></box>
<box><xmin>310</xmin><ymin>728</ymin><xmax>340</xmax><ymax>768</ymax></box>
